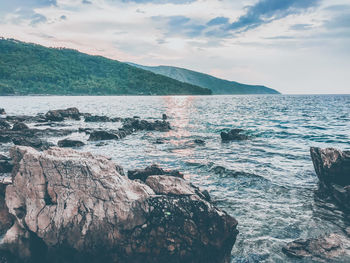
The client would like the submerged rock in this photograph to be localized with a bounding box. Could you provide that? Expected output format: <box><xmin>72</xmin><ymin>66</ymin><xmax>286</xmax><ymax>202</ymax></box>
<box><xmin>0</xmin><ymin>146</ymin><xmax>238</xmax><ymax>263</ymax></box>
<box><xmin>45</xmin><ymin>107</ymin><xmax>81</xmax><ymax>121</ymax></box>
<box><xmin>220</xmin><ymin>129</ymin><xmax>248</xmax><ymax>142</ymax></box>
<box><xmin>128</xmin><ymin>164</ymin><xmax>183</xmax><ymax>182</ymax></box>
<box><xmin>310</xmin><ymin>147</ymin><xmax>350</xmax><ymax>211</ymax></box>
<box><xmin>57</xmin><ymin>139</ymin><xmax>85</xmax><ymax>148</ymax></box>
<box><xmin>282</xmin><ymin>233</ymin><xmax>350</xmax><ymax>261</ymax></box>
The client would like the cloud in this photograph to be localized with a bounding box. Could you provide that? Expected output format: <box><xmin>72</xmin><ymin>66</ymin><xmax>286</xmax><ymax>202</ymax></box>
<box><xmin>152</xmin><ymin>15</ymin><xmax>205</xmax><ymax>38</ymax></box>
<box><xmin>207</xmin><ymin>17</ymin><xmax>229</xmax><ymax>26</ymax></box>
<box><xmin>121</xmin><ymin>0</ymin><xmax>196</xmax><ymax>4</ymax></box>
<box><xmin>290</xmin><ymin>23</ymin><xmax>313</xmax><ymax>31</ymax></box>
<box><xmin>30</xmin><ymin>13</ymin><xmax>47</xmax><ymax>25</ymax></box>
<box><xmin>82</xmin><ymin>0</ymin><xmax>92</xmax><ymax>4</ymax></box>
<box><xmin>325</xmin><ymin>12</ymin><xmax>350</xmax><ymax>29</ymax></box>
<box><xmin>228</xmin><ymin>0</ymin><xmax>320</xmax><ymax>32</ymax></box>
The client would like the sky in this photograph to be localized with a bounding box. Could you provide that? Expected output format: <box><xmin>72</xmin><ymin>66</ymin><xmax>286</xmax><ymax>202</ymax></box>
<box><xmin>0</xmin><ymin>0</ymin><xmax>349</xmax><ymax>94</ymax></box>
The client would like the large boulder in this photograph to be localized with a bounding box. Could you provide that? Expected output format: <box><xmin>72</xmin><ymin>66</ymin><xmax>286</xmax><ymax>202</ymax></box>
<box><xmin>45</xmin><ymin>107</ymin><xmax>81</xmax><ymax>121</ymax></box>
<box><xmin>310</xmin><ymin>147</ymin><xmax>350</xmax><ymax>210</ymax></box>
<box><xmin>0</xmin><ymin>146</ymin><xmax>238</xmax><ymax>263</ymax></box>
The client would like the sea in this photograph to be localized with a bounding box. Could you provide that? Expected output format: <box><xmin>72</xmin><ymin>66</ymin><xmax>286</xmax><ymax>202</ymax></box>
<box><xmin>1</xmin><ymin>94</ymin><xmax>350</xmax><ymax>262</ymax></box>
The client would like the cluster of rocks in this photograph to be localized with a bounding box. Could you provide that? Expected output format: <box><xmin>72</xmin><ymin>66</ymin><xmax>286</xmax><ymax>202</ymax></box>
<box><xmin>0</xmin><ymin>146</ymin><xmax>238</xmax><ymax>263</ymax></box>
<box><xmin>88</xmin><ymin>117</ymin><xmax>171</xmax><ymax>142</ymax></box>
<box><xmin>282</xmin><ymin>147</ymin><xmax>350</xmax><ymax>261</ymax></box>
<box><xmin>0</xmin><ymin>108</ymin><xmax>172</xmax><ymax>150</ymax></box>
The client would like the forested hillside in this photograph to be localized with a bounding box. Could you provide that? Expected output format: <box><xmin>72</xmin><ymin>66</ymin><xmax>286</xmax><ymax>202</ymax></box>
<box><xmin>0</xmin><ymin>38</ymin><xmax>211</xmax><ymax>95</ymax></box>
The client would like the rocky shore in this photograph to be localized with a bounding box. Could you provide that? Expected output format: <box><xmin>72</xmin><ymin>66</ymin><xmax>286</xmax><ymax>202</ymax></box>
<box><xmin>282</xmin><ymin>147</ymin><xmax>350</xmax><ymax>262</ymax></box>
<box><xmin>0</xmin><ymin>108</ymin><xmax>238</xmax><ymax>263</ymax></box>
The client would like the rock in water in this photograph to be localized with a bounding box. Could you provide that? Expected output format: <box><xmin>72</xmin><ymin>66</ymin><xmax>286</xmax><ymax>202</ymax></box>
<box><xmin>45</xmin><ymin>107</ymin><xmax>81</xmax><ymax>121</ymax></box>
<box><xmin>12</xmin><ymin>122</ymin><xmax>29</xmax><ymax>131</ymax></box>
<box><xmin>310</xmin><ymin>147</ymin><xmax>350</xmax><ymax>210</ymax></box>
<box><xmin>0</xmin><ymin>146</ymin><xmax>238</xmax><ymax>263</ymax></box>
<box><xmin>220</xmin><ymin>129</ymin><xmax>248</xmax><ymax>141</ymax></box>
<box><xmin>282</xmin><ymin>233</ymin><xmax>350</xmax><ymax>261</ymax></box>
<box><xmin>57</xmin><ymin>139</ymin><xmax>85</xmax><ymax>148</ymax></box>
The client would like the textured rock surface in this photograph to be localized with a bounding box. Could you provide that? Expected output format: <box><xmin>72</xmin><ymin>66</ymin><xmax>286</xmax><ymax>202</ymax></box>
<box><xmin>310</xmin><ymin>147</ymin><xmax>350</xmax><ymax>210</ymax></box>
<box><xmin>282</xmin><ymin>233</ymin><xmax>350</xmax><ymax>261</ymax></box>
<box><xmin>0</xmin><ymin>146</ymin><xmax>238</xmax><ymax>263</ymax></box>
<box><xmin>145</xmin><ymin>176</ymin><xmax>196</xmax><ymax>196</ymax></box>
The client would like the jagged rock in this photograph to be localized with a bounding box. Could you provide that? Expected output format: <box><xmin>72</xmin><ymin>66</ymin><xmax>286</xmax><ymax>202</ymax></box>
<box><xmin>0</xmin><ymin>120</ymin><xmax>10</xmax><ymax>130</ymax></box>
<box><xmin>88</xmin><ymin>130</ymin><xmax>119</xmax><ymax>141</ymax></box>
<box><xmin>45</xmin><ymin>107</ymin><xmax>81</xmax><ymax>121</ymax></box>
<box><xmin>311</xmin><ymin>147</ymin><xmax>350</xmax><ymax>211</ymax></box>
<box><xmin>221</xmin><ymin>129</ymin><xmax>248</xmax><ymax>141</ymax></box>
<box><xmin>12</xmin><ymin>122</ymin><xmax>29</xmax><ymax>131</ymax></box>
<box><xmin>162</xmin><ymin>114</ymin><xmax>167</xmax><ymax>120</ymax></box>
<box><xmin>0</xmin><ymin>108</ymin><xmax>5</xmax><ymax>115</ymax></box>
<box><xmin>57</xmin><ymin>139</ymin><xmax>85</xmax><ymax>148</ymax></box>
<box><xmin>311</xmin><ymin>147</ymin><xmax>350</xmax><ymax>186</ymax></box>
<box><xmin>0</xmin><ymin>146</ymin><xmax>238</xmax><ymax>263</ymax></box>
<box><xmin>282</xmin><ymin>233</ymin><xmax>350</xmax><ymax>261</ymax></box>
<box><xmin>128</xmin><ymin>164</ymin><xmax>183</xmax><ymax>182</ymax></box>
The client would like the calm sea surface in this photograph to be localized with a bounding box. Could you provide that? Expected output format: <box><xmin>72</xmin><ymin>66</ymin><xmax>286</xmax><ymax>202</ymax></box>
<box><xmin>1</xmin><ymin>95</ymin><xmax>350</xmax><ymax>262</ymax></box>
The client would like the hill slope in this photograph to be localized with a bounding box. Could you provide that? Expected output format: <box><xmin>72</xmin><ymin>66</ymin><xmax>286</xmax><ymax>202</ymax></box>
<box><xmin>0</xmin><ymin>38</ymin><xmax>211</xmax><ymax>95</ymax></box>
<box><xmin>127</xmin><ymin>63</ymin><xmax>280</xmax><ymax>95</ymax></box>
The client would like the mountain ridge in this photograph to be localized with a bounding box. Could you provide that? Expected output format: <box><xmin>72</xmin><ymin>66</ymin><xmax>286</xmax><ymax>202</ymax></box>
<box><xmin>127</xmin><ymin>63</ymin><xmax>280</xmax><ymax>95</ymax></box>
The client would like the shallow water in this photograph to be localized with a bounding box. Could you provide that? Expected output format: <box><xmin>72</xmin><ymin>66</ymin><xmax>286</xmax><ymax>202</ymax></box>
<box><xmin>1</xmin><ymin>95</ymin><xmax>350</xmax><ymax>262</ymax></box>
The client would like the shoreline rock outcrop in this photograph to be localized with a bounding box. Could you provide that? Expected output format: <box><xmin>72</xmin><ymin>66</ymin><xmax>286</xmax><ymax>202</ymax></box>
<box><xmin>310</xmin><ymin>147</ymin><xmax>350</xmax><ymax>211</ymax></box>
<box><xmin>0</xmin><ymin>146</ymin><xmax>238</xmax><ymax>263</ymax></box>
